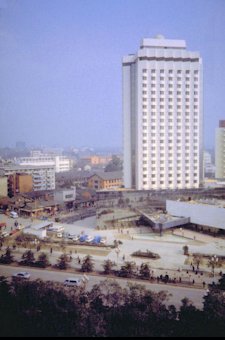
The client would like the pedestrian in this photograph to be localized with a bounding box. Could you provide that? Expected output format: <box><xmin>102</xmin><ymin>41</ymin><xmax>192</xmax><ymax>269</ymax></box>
<box><xmin>203</xmin><ymin>281</ymin><xmax>206</xmax><ymax>288</ymax></box>
<box><xmin>50</xmin><ymin>247</ymin><xmax>53</xmax><ymax>254</ymax></box>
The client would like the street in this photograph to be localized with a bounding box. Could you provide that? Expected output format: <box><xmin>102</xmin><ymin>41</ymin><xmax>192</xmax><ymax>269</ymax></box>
<box><xmin>0</xmin><ymin>264</ymin><xmax>206</xmax><ymax>310</ymax></box>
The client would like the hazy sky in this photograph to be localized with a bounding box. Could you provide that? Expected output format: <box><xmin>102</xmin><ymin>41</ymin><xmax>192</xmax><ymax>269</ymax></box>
<box><xmin>0</xmin><ymin>0</ymin><xmax>225</xmax><ymax>149</ymax></box>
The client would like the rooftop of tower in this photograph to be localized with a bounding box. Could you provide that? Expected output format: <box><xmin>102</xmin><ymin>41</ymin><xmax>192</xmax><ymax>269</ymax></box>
<box><xmin>141</xmin><ymin>35</ymin><xmax>186</xmax><ymax>49</ymax></box>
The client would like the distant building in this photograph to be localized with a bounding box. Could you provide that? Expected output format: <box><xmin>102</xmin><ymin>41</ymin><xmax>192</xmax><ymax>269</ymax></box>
<box><xmin>8</xmin><ymin>173</ymin><xmax>33</xmax><ymax>197</ymax></box>
<box><xmin>86</xmin><ymin>155</ymin><xmax>112</xmax><ymax>166</ymax></box>
<box><xmin>0</xmin><ymin>176</ymin><xmax>8</xmax><ymax>197</ymax></box>
<box><xmin>88</xmin><ymin>171</ymin><xmax>123</xmax><ymax>190</ymax></box>
<box><xmin>54</xmin><ymin>188</ymin><xmax>76</xmax><ymax>203</ymax></box>
<box><xmin>0</xmin><ymin>165</ymin><xmax>55</xmax><ymax>191</ymax></box>
<box><xmin>16</xmin><ymin>152</ymin><xmax>73</xmax><ymax>173</ymax></box>
<box><xmin>204</xmin><ymin>150</ymin><xmax>215</xmax><ymax>178</ymax></box>
<box><xmin>215</xmin><ymin>120</ymin><xmax>225</xmax><ymax>180</ymax></box>
<box><xmin>123</xmin><ymin>35</ymin><xmax>203</xmax><ymax>190</ymax></box>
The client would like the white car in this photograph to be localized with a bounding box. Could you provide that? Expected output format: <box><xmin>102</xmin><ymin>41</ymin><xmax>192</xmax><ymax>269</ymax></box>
<box><xmin>1</xmin><ymin>231</ymin><xmax>9</xmax><ymax>238</ymax></box>
<box><xmin>72</xmin><ymin>236</ymin><xmax>79</xmax><ymax>242</ymax></box>
<box><xmin>86</xmin><ymin>235</ymin><xmax>94</xmax><ymax>243</ymax></box>
<box><xmin>64</xmin><ymin>278</ymin><xmax>82</xmax><ymax>287</ymax></box>
<box><xmin>12</xmin><ymin>272</ymin><xmax>31</xmax><ymax>279</ymax></box>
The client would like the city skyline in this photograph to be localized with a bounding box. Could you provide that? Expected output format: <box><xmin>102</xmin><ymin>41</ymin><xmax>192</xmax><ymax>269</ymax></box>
<box><xmin>0</xmin><ymin>0</ymin><xmax>225</xmax><ymax>149</ymax></box>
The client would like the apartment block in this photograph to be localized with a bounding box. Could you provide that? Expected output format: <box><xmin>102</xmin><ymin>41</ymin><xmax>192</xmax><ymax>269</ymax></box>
<box><xmin>8</xmin><ymin>173</ymin><xmax>33</xmax><ymax>197</ymax></box>
<box><xmin>16</xmin><ymin>153</ymin><xmax>73</xmax><ymax>173</ymax></box>
<box><xmin>0</xmin><ymin>165</ymin><xmax>55</xmax><ymax>191</ymax></box>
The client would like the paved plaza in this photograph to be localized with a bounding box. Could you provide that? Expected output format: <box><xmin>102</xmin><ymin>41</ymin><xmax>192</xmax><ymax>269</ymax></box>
<box><xmin>0</xmin><ymin>212</ymin><xmax>225</xmax><ymax>290</ymax></box>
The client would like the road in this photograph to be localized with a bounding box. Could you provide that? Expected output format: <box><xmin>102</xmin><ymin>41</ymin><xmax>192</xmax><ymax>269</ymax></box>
<box><xmin>0</xmin><ymin>265</ymin><xmax>207</xmax><ymax>310</ymax></box>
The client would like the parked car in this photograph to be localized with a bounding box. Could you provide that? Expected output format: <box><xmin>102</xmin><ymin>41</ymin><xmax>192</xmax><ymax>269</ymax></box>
<box><xmin>10</xmin><ymin>211</ymin><xmax>18</xmax><ymax>218</ymax></box>
<box><xmin>72</xmin><ymin>235</ymin><xmax>79</xmax><ymax>242</ymax></box>
<box><xmin>1</xmin><ymin>231</ymin><xmax>9</xmax><ymax>238</ymax></box>
<box><xmin>12</xmin><ymin>272</ymin><xmax>31</xmax><ymax>279</ymax></box>
<box><xmin>100</xmin><ymin>238</ymin><xmax>107</xmax><ymax>244</ymax></box>
<box><xmin>67</xmin><ymin>233</ymin><xmax>78</xmax><ymax>239</ymax></box>
<box><xmin>79</xmin><ymin>235</ymin><xmax>88</xmax><ymax>242</ymax></box>
<box><xmin>92</xmin><ymin>236</ymin><xmax>102</xmax><ymax>244</ymax></box>
<box><xmin>86</xmin><ymin>235</ymin><xmax>94</xmax><ymax>243</ymax></box>
<box><xmin>64</xmin><ymin>277</ymin><xmax>82</xmax><ymax>287</ymax></box>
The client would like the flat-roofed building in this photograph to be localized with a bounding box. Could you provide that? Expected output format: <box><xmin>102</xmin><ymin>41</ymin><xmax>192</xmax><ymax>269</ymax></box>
<box><xmin>0</xmin><ymin>176</ymin><xmax>8</xmax><ymax>197</ymax></box>
<box><xmin>215</xmin><ymin>120</ymin><xmax>225</xmax><ymax>180</ymax></box>
<box><xmin>8</xmin><ymin>173</ymin><xmax>33</xmax><ymax>197</ymax></box>
<box><xmin>0</xmin><ymin>165</ymin><xmax>55</xmax><ymax>191</ymax></box>
<box><xmin>16</xmin><ymin>153</ymin><xmax>73</xmax><ymax>173</ymax></box>
<box><xmin>123</xmin><ymin>35</ymin><xmax>203</xmax><ymax>190</ymax></box>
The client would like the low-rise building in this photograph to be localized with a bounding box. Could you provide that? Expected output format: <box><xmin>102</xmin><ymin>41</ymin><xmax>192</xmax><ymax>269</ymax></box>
<box><xmin>166</xmin><ymin>199</ymin><xmax>225</xmax><ymax>231</ymax></box>
<box><xmin>0</xmin><ymin>165</ymin><xmax>55</xmax><ymax>191</ymax></box>
<box><xmin>0</xmin><ymin>176</ymin><xmax>8</xmax><ymax>197</ymax></box>
<box><xmin>86</xmin><ymin>155</ymin><xmax>112</xmax><ymax>165</ymax></box>
<box><xmin>54</xmin><ymin>188</ymin><xmax>76</xmax><ymax>203</ymax></box>
<box><xmin>16</xmin><ymin>153</ymin><xmax>73</xmax><ymax>173</ymax></box>
<box><xmin>8</xmin><ymin>173</ymin><xmax>33</xmax><ymax>197</ymax></box>
<box><xmin>88</xmin><ymin>171</ymin><xmax>123</xmax><ymax>190</ymax></box>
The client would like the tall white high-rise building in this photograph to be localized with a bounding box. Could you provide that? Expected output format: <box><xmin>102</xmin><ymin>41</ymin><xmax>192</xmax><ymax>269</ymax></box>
<box><xmin>215</xmin><ymin>120</ymin><xmax>225</xmax><ymax>179</ymax></box>
<box><xmin>123</xmin><ymin>35</ymin><xmax>203</xmax><ymax>190</ymax></box>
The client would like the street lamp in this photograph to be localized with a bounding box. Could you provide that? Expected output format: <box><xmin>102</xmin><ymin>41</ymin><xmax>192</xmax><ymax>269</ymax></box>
<box><xmin>211</xmin><ymin>255</ymin><xmax>218</xmax><ymax>277</ymax></box>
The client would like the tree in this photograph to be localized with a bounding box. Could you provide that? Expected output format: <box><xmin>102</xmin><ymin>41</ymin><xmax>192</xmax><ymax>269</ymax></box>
<box><xmin>81</xmin><ymin>255</ymin><xmax>94</xmax><ymax>272</ymax></box>
<box><xmin>105</xmin><ymin>155</ymin><xmax>122</xmax><ymax>172</ymax></box>
<box><xmin>20</xmin><ymin>250</ymin><xmax>35</xmax><ymax>266</ymax></box>
<box><xmin>57</xmin><ymin>253</ymin><xmax>70</xmax><ymax>270</ymax></box>
<box><xmin>102</xmin><ymin>260</ymin><xmax>116</xmax><ymax>275</ymax></box>
<box><xmin>0</xmin><ymin>247</ymin><xmax>14</xmax><ymax>264</ymax></box>
<box><xmin>118</xmin><ymin>261</ymin><xmax>137</xmax><ymax>278</ymax></box>
<box><xmin>217</xmin><ymin>274</ymin><xmax>225</xmax><ymax>290</ymax></box>
<box><xmin>35</xmin><ymin>252</ymin><xmax>50</xmax><ymax>268</ymax></box>
<box><xmin>207</xmin><ymin>256</ymin><xmax>222</xmax><ymax>277</ymax></box>
<box><xmin>139</xmin><ymin>263</ymin><xmax>151</xmax><ymax>279</ymax></box>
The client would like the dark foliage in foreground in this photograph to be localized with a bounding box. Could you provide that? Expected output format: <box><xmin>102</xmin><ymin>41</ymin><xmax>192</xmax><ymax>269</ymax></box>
<box><xmin>0</xmin><ymin>275</ymin><xmax>225</xmax><ymax>337</ymax></box>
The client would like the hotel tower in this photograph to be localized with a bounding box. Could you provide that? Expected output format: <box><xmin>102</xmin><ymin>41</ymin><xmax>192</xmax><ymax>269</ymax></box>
<box><xmin>123</xmin><ymin>35</ymin><xmax>203</xmax><ymax>190</ymax></box>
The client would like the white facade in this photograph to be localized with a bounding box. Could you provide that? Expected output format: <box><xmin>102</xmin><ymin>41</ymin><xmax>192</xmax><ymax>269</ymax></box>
<box><xmin>1</xmin><ymin>165</ymin><xmax>55</xmax><ymax>191</ymax></box>
<box><xmin>54</xmin><ymin>188</ymin><xmax>76</xmax><ymax>203</ymax></box>
<box><xmin>204</xmin><ymin>151</ymin><xmax>215</xmax><ymax>177</ymax></box>
<box><xmin>215</xmin><ymin>121</ymin><xmax>225</xmax><ymax>179</ymax></box>
<box><xmin>123</xmin><ymin>35</ymin><xmax>203</xmax><ymax>190</ymax></box>
<box><xmin>16</xmin><ymin>154</ymin><xmax>73</xmax><ymax>173</ymax></box>
<box><xmin>167</xmin><ymin>199</ymin><xmax>225</xmax><ymax>230</ymax></box>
